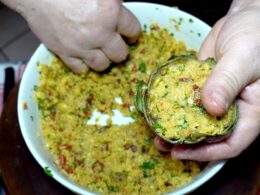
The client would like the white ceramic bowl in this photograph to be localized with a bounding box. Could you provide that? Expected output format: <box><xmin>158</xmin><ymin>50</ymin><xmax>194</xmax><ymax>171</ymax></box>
<box><xmin>18</xmin><ymin>2</ymin><xmax>225</xmax><ymax>195</ymax></box>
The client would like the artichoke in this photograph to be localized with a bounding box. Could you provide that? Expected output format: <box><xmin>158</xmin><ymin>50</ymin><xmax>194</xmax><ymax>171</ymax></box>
<box><xmin>135</xmin><ymin>55</ymin><xmax>238</xmax><ymax>144</ymax></box>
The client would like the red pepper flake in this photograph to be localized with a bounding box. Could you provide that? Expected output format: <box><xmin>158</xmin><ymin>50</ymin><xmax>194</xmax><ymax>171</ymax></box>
<box><xmin>192</xmin><ymin>85</ymin><xmax>202</xmax><ymax>107</ymax></box>
<box><xmin>63</xmin><ymin>144</ymin><xmax>72</xmax><ymax>151</ymax></box>
<box><xmin>192</xmin><ymin>85</ymin><xmax>200</xmax><ymax>91</ymax></box>
<box><xmin>84</xmin><ymin>111</ymin><xmax>90</xmax><ymax>117</ymax></box>
<box><xmin>123</xmin><ymin>103</ymin><xmax>130</xmax><ymax>109</ymax></box>
<box><xmin>128</xmin><ymin>90</ymin><xmax>135</xmax><ymax>96</ymax></box>
<box><xmin>179</xmin><ymin>77</ymin><xmax>193</xmax><ymax>82</ymax></box>
<box><xmin>75</xmin><ymin>159</ymin><xmax>85</xmax><ymax>168</ymax></box>
<box><xmin>194</xmin><ymin>99</ymin><xmax>202</xmax><ymax>107</ymax></box>
<box><xmin>22</xmin><ymin>102</ymin><xmax>28</xmax><ymax>110</ymax></box>
<box><xmin>59</xmin><ymin>155</ymin><xmax>67</xmax><ymax>166</ymax></box>
<box><xmin>65</xmin><ymin>167</ymin><xmax>74</xmax><ymax>174</ymax></box>
<box><xmin>130</xmin><ymin>77</ymin><xmax>137</xmax><ymax>83</ymax></box>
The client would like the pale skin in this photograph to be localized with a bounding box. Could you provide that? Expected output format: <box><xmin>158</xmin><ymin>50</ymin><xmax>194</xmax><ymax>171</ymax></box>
<box><xmin>1</xmin><ymin>0</ymin><xmax>259</xmax><ymax>161</ymax></box>
<box><xmin>1</xmin><ymin>0</ymin><xmax>141</xmax><ymax>73</ymax></box>
<box><xmin>155</xmin><ymin>0</ymin><xmax>260</xmax><ymax>161</ymax></box>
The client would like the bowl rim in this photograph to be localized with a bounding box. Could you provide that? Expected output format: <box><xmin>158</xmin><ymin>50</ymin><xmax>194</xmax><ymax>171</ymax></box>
<box><xmin>18</xmin><ymin>2</ymin><xmax>225</xmax><ymax>195</ymax></box>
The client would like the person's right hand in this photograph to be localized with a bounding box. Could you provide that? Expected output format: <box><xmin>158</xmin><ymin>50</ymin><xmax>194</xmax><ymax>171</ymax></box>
<box><xmin>15</xmin><ymin>0</ymin><xmax>141</xmax><ymax>73</ymax></box>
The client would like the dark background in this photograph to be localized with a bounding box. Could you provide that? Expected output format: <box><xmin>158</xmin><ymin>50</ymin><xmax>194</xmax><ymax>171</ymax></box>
<box><xmin>125</xmin><ymin>0</ymin><xmax>233</xmax><ymax>26</ymax></box>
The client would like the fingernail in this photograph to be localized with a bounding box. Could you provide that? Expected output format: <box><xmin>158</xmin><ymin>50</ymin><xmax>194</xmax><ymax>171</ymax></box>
<box><xmin>211</xmin><ymin>91</ymin><xmax>228</xmax><ymax>111</ymax></box>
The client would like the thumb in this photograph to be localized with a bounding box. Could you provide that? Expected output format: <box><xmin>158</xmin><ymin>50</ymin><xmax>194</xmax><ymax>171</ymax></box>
<box><xmin>198</xmin><ymin>16</ymin><xmax>227</xmax><ymax>60</ymax></box>
<box><xmin>202</xmin><ymin>48</ymin><xmax>259</xmax><ymax>116</ymax></box>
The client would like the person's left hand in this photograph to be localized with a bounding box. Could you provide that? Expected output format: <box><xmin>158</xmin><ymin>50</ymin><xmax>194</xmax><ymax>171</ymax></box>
<box><xmin>154</xmin><ymin>0</ymin><xmax>260</xmax><ymax>161</ymax></box>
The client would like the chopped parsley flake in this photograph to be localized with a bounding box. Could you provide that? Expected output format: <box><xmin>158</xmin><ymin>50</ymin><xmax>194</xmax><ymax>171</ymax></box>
<box><xmin>189</xmin><ymin>18</ymin><xmax>194</xmax><ymax>23</ymax></box>
<box><xmin>107</xmin><ymin>185</ymin><xmax>118</xmax><ymax>192</ymax></box>
<box><xmin>191</xmin><ymin>103</ymin><xmax>197</xmax><ymax>108</ymax></box>
<box><xmin>143</xmin><ymin>171</ymin><xmax>149</xmax><ymax>178</ymax></box>
<box><xmin>156</xmin><ymin>104</ymin><xmax>160</xmax><ymax>112</ymax></box>
<box><xmin>162</xmin><ymin>91</ymin><xmax>169</xmax><ymax>98</ymax></box>
<box><xmin>178</xmin><ymin>64</ymin><xmax>185</xmax><ymax>72</ymax></box>
<box><xmin>139</xmin><ymin>62</ymin><xmax>146</xmax><ymax>72</ymax></box>
<box><xmin>130</xmin><ymin>112</ymin><xmax>138</xmax><ymax>119</ymax></box>
<box><xmin>37</xmin><ymin>98</ymin><xmax>44</xmax><ymax>109</ymax></box>
<box><xmin>177</xmin><ymin>117</ymin><xmax>189</xmax><ymax>130</ymax></box>
<box><xmin>64</xmin><ymin>68</ymin><xmax>70</xmax><ymax>73</ymax></box>
<box><xmin>139</xmin><ymin>160</ymin><xmax>155</xmax><ymax>169</ymax></box>
<box><xmin>152</xmin><ymin>123</ymin><xmax>166</xmax><ymax>132</ymax></box>
<box><xmin>199</xmin><ymin>106</ymin><xmax>206</xmax><ymax>113</ymax></box>
<box><xmin>33</xmin><ymin>85</ymin><xmax>38</xmax><ymax>91</ymax></box>
<box><xmin>129</xmin><ymin>45</ymin><xmax>137</xmax><ymax>51</ymax></box>
<box><xmin>44</xmin><ymin>166</ymin><xmax>53</xmax><ymax>177</ymax></box>
<box><xmin>145</xmin><ymin>136</ymin><xmax>153</xmax><ymax>144</ymax></box>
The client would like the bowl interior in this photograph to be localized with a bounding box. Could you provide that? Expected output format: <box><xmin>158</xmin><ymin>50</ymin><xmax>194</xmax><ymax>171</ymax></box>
<box><xmin>18</xmin><ymin>2</ymin><xmax>225</xmax><ymax>195</ymax></box>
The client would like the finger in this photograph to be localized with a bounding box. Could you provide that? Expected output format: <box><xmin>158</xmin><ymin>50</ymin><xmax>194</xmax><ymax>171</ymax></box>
<box><xmin>202</xmin><ymin>46</ymin><xmax>260</xmax><ymax>116</ymax></box>
<box><xmin>82</xmin><ymin>49</ymin><xmax>111</xmax><ymax>72</ymax></box>
<box><xmin>198</xmin><ymin>17</ymin><xmax>227</xmax><ymax>60</ymax></box>
<box><xmin>102</xmin><ymin>34</ymin><xmax>128</xmax><ymax>63</ymax></box>
<box><xmin>153</xmin><ymin>136</ymin><xmax>172</xmax><ymax>152</ymax></box>
<box><xmin>171</xmin><ymin>100</ymin><xmax>260</xmax><ymax>161</ymax></box>
<box><xmin>117</xmin><ymin>6</ymin><xmax>141</xmax><ymax>44</ymax></box>
<box><xmin>59</xmin><ymin>55</ymin><xmax>89</xmax><ymax>74</ymax></box>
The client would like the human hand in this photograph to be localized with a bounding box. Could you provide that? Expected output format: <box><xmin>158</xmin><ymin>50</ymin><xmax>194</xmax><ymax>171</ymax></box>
<box><xmin>154</xmin><ymin>0</ymin><xmax>260</xmax><ymax>161</ymax></box>
<box><xmin>16</xmin><ymin>0</ymin><xmax>141</xmax><ymax>73</ymax></box>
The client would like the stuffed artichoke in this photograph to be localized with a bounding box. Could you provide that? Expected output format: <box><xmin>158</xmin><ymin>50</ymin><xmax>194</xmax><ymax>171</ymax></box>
<box><xmin>135</xmin><ymin>55</ymin><xmax>238</xmax><ymax>144</ymax></box>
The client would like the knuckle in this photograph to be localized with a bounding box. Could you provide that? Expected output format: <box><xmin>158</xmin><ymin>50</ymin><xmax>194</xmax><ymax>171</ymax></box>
<box><xmin>88</xmin><ymin>55</ymin><xmax>110</xmax><ymax>72</ymax></box>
